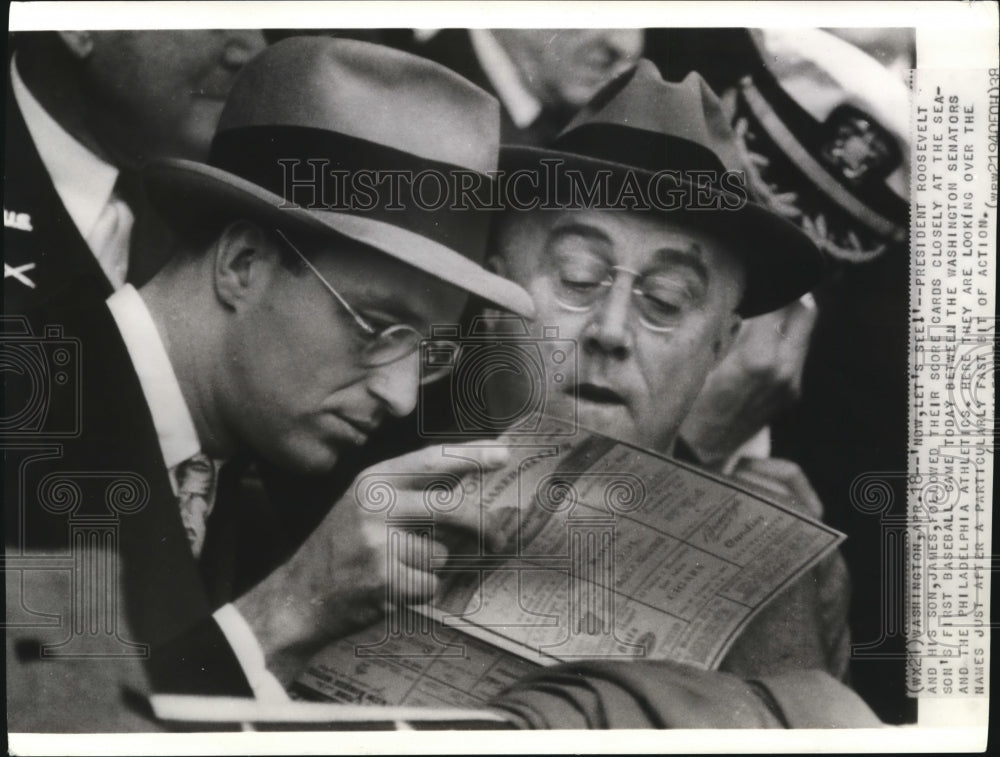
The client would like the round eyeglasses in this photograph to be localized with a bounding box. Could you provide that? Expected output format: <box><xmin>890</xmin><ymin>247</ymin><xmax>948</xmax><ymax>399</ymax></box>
<box><xmin>548</xmin><ymin>260</ymin><xmax>694</xmax><ymax>333</ymax></box>
<box><xmin>273</xmin><ymin>229</ymin><xmax>457</xmax><ymax>385</ymax></box>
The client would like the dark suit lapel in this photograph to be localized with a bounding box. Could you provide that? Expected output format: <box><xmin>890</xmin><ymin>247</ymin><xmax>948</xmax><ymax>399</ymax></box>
<box><xmin>200</xmin><ymin>460</ymin><xmax>299</xmax><ymax>605</ymax></box>
<box><xmin>3</xmin><ymin>74</ymin><xmax>114</xmax><ymax>318</ymax></box>
<box><xmin>44</xmin><ymin>302</ymin><xmax>215</xmax><ymax>647</ymax></box>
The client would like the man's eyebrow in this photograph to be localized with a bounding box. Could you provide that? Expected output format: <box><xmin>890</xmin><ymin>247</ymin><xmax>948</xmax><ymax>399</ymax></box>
<box><xmin>651</xmin><ymin>246</ymin><xmax>709</xmax><ymax>287</ymax></box>
<box><xmin>547</xmin><ymin>221</ymin><xmax>614</xmax><ymax>246</ymax></box>
<box><xmin>350</xmin><ymin>292</ymin><xmax>419</xmax><ymax>328</ymax></box>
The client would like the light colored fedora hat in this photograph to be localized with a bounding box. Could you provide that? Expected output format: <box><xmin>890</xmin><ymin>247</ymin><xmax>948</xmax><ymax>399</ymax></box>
<box><xmin>734</xmin><ymin>28</ymin><xmax>910</xmax><ymax>261</ymax></box>
<box><xmin>142</xmin><ymin>36</ymin><xmax>533</xmax><ymax>317</ymax></box>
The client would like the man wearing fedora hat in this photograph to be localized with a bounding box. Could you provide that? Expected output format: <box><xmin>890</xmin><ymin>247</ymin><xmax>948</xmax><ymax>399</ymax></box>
<box><xmin>4</xmin><ymin>30</ymin><xmax>268</xmax><ymax>319</ymax></box>
<box><xmin>474</xmin><ymin>60</ymin><xmax>860</xmax><ymax>718</ymax></box>
<box><xmin>5</xmin><ymin>36</ymin><xmax>535</xmax><ymax>703</ymax></box>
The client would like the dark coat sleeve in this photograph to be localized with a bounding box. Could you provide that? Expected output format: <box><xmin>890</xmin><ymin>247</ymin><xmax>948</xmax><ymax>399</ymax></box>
<box><xmin>147</xmin><ymin>616</ymin><xmax>254</xmax><ymax>697</ymax></box>
<box><xmin>489</xmin><ymin>660</ymin><xmax>882</xmax><ymax>729</ymax></box>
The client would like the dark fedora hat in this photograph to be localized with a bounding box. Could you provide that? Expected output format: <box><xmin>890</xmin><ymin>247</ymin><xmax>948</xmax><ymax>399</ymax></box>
<box><xmin>141</xmin><ymin>36</ymin><xmax>533</xmax><ymax>317</ymax></box>
<box><xmin>500</xmin><ymin>60</ymin><xmax>825</xmax><ymax>316</ymax></box>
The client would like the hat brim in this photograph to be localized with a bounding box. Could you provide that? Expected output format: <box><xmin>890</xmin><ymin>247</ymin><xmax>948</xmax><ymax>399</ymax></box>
<box><xmin>501</xmin><ymin>145</ymin><xmax>825</xmax><ymax>317</ymax></box>
<box><xmin>141</xmin><ymin>158</ymin><xmax>535</xmax><ymax>318</ymax></box>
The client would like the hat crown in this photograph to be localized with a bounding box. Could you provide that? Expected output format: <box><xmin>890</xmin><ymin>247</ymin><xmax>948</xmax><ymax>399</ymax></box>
<box><xmin>216</xmin><ymin>36</ymin><xmax>500</xmax><ymax>174</ymax></box>
<box><xmin>142</xmin><ymin>37</ymin><xmax>535</xmax><ymax>318</ymax></box>
<box><xmin>497</xmin><ymin>58</ymin><xmax>825</xmax><ymax>316</ymax></box>
<box><xmin>555</xmin><ymin>60</ymin><xmax>744</xmax><ymax>175</ymax></box>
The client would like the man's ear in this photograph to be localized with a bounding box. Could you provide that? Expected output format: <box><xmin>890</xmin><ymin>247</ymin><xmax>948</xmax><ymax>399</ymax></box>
<box><xmin>712</xmin><ymin>312</ymin><xmax>742</xmax><ymax>365</ymax></box>
<box><xmin>213</xmin><ymin>221</ymin><xmax>274</xmax><ymax>310</ymax></box>
<box><xmin>57</xmin><ymin>32</ymin><xmax>95</xmax><ymax>60</ymax></box>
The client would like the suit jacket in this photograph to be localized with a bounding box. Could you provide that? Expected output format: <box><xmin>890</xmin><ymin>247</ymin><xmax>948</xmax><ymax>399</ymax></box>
<box><xmin>491</xmin><ymin>660</ymin><xmax>881</xmax><ymax>728</ymax></box>
<box><xmin>3</xmin><ymin>297</ymin><xmax>253</xmax><ymax>696</ymax></box>
<box><xmin>412</xmin><ymin>30</ymin><xmax>571</xmax><ymax>147</ymax></box>
<box><xmin>3</xmin><ymin>73</ymin><xmax>115</xmax><ymax>322</ymax></box>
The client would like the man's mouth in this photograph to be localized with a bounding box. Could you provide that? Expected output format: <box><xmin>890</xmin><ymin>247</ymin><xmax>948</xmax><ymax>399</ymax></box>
<box><xmin>571</xmin><ymin>383</ymin><xmax>628</xmax><ymax>406</ymax></box>
<box><xmin>329</xmin><ymin>413</ymin><xmax>379</xmax><ymax>445</ymax></box>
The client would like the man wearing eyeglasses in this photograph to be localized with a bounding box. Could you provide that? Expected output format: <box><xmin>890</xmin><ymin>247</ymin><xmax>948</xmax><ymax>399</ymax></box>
<box><xmin>480</xmin><ymin>62</ymin><xmax>873</xmax><ymax>725</ymax></box>
<box><xmin>5</xmin><ymin>36</ymin><xmax>534</xmax><ymax>710</ymax></box>
<box><xmin>489</xmin><ymin>63</ymin><xmax>821</xmax><ymax>474</ymax></box>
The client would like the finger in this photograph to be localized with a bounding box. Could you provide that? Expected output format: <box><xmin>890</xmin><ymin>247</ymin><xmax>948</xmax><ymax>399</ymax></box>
<box><xmin>431</xmin><ymin>522</ymin><xmax>483</xmax><ymax>556</ymax></box>
<box><xmin>365</xmin><ymin>442</ymin><xmax>511</xmax><ymax>479</ymax></box>
<box><xmin>733</xmin><ymin>458</ymin><xmax>824</xmax><ymax>519</ymax></box>
<box><xmin>764</xmin><ymin>459</ymin><xmax>824</xmax><ymax>519</ymax></box>
<box><xmin>382</xmin><ymin>563</ymin><xmax>441</xmax><ymax>606</ymax></box>
<box><xmin>735</xmin><ymin>310</ymin><xmax>786</xmax><ymax>360</ymax></box>
<box><xmin>395</xmin><ymin>534</ymin><xmax>448</xmax><ymax>570</ymax></box>
<box><xmin>778</xmin><ymin>294</ymin><xmax>818</xmax><ymax>356</ymax></box>
<box><xmin>365</xmin><ymin>477</ymin><xmax>493</xmax><ymax>549</ymax></box>
<box><xmin>429</xmin><ymin>498</ymin><xmax>491</xmax><ymax>543</ymax></box>
<box><xmin>731</xmin><ymin>464</ymin><xmax>794</xmax><ymax>504</ymax></box>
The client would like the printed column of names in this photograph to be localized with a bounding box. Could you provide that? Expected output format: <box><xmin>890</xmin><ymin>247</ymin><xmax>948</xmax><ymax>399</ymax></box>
<box><xmin>907</xmin><ymin>67</ymin><xmax>996</xmax><ymax>699</ymax></box>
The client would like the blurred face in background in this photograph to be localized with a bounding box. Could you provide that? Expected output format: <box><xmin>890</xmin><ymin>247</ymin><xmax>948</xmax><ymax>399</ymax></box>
<box><xmin>71</xmin><ymin>30</ymin><xmax>267</xmax><ymax>164</ymax></box>
<box><xmin>491</xmin><ymin>29</ymin><xmax>643</xmax><ymax>112</ymax></box>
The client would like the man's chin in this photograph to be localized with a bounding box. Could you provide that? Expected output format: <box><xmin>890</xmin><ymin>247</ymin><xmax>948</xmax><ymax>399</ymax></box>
<box><xmin>267</xmin><ymin>440</ymin><xmax>342</xmax><ymax>476</ymax></box>
<box><xmin>573</xmin><ymin>403</ymin><xmax>638</xmax><ymax>444</ymax></box>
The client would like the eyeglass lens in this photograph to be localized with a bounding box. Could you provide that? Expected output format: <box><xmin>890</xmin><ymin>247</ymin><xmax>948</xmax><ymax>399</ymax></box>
<box><xmin>548</xmin><ymin>250</ymin><xmax>695</xmax><ymax>330</ymax></box>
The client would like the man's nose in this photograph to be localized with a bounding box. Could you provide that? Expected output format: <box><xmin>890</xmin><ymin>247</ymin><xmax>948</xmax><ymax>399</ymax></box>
<box><xmin>220</xmin><ymin>30</ymin><xmax>268</xmax><ymax>69</ymax></box>
<box><xmin>582</xmin><ymin>282</ymin><xmax>633</xmax><ymax>360</ymax></box>
<box><xmin>366</xmin><ymin>352</ymin><xmax>421</xmax><ymax>418</ymax></box>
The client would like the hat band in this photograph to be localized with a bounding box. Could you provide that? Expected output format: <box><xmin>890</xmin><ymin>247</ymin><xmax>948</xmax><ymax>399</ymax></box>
<box><xmin>745</xmin><ymin>73</ymin><xmax>907</xmax><ymax>228</ymax></box>
<box><xmin>209</xmin><ymin>125</ymin><xmax>494</xmax><ymax>263</ymax></box>
<box><xmin>552</xmin><ymin>123</ymin><xmax>729</xmax><ymax>182</ymax></box>
<box><xmin>740</xmin><ymin>82</ymin><xmax>903</xmax><ymax>240</ymax></box>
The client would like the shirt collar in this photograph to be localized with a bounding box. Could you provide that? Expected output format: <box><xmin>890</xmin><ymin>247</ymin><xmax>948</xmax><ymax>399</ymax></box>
<box><xmin>106</xmin><ymin>284</ymin><xmax>202</xmax><ymax>472</ymax></box>
<box><xmin>10</xmin><ymin>55</ymin><xmax>119</xmax><ymax>242</ymax></box>
<box><xmin>469</xmin><ymin>29</ymin><xmax>543</xmax><ymax>129</ymax></box>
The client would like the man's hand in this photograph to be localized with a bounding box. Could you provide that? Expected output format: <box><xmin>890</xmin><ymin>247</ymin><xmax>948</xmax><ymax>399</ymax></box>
<box><xmin>234</xmin><ymin>442</ymin><xmax>510</xmax><ymax>683</ymax></box>
<box><xmin>729</xmin><ymin>456</ymin><xmax>825</xmax><ymax>519</ymax></box>
<box><xmin>680</xmin><ymin>295</ymin><xmax>817</xmax><ymax>469</ymax></box>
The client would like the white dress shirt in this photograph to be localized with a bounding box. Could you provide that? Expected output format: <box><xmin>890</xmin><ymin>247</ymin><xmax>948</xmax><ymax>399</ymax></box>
<box><xmin>468</xmin><ymin>29</ymin><xmax>543</xmax><ymax>129</ymax></box>
<box><xmin>11</xmin><ymin>56</ymin><xmax>132</xmax><ymax>288</ymax></box>
<box><xmin>106</xmin><ymin>285</ymin><xmax>289</xmax><ymax>701</ymax></box>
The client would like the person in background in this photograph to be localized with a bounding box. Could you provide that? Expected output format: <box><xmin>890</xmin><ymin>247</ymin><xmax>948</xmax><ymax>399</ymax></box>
<box><xmin>825</xmin><ymin>27</ymin><xmax>915</xmax><ymax>84</ymax></box>
<box><xmin>645</xmin><ymin>27</ymin><xmax>913</xmax><ymax>722</ymax></box>
<box><xmin>4</xmin><ymin>30</ymin><xmax>268</xmax><ymax>315</ymax></box>
<box><xmin>410</xmin><ymin>28</ymin><xmax>643</xmax><ymax>145</ymax></box>
<box><xmin>728</xmin><ymin>27</ymin><xmax>913</xmax><ymax>722</ymax></box>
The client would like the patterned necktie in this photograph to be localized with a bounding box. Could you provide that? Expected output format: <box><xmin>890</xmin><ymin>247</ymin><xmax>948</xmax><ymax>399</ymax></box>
<box><xmin>175</xmin><ymin>454</ymin><xmax>218</xmax><ymax>559</ymax></box>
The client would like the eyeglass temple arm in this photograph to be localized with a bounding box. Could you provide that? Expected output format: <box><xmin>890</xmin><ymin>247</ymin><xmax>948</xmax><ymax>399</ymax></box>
<box><xmin>273</xmin><ymin>228</ymin><xmax>376</xmax><ymax>335</ymax></box>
